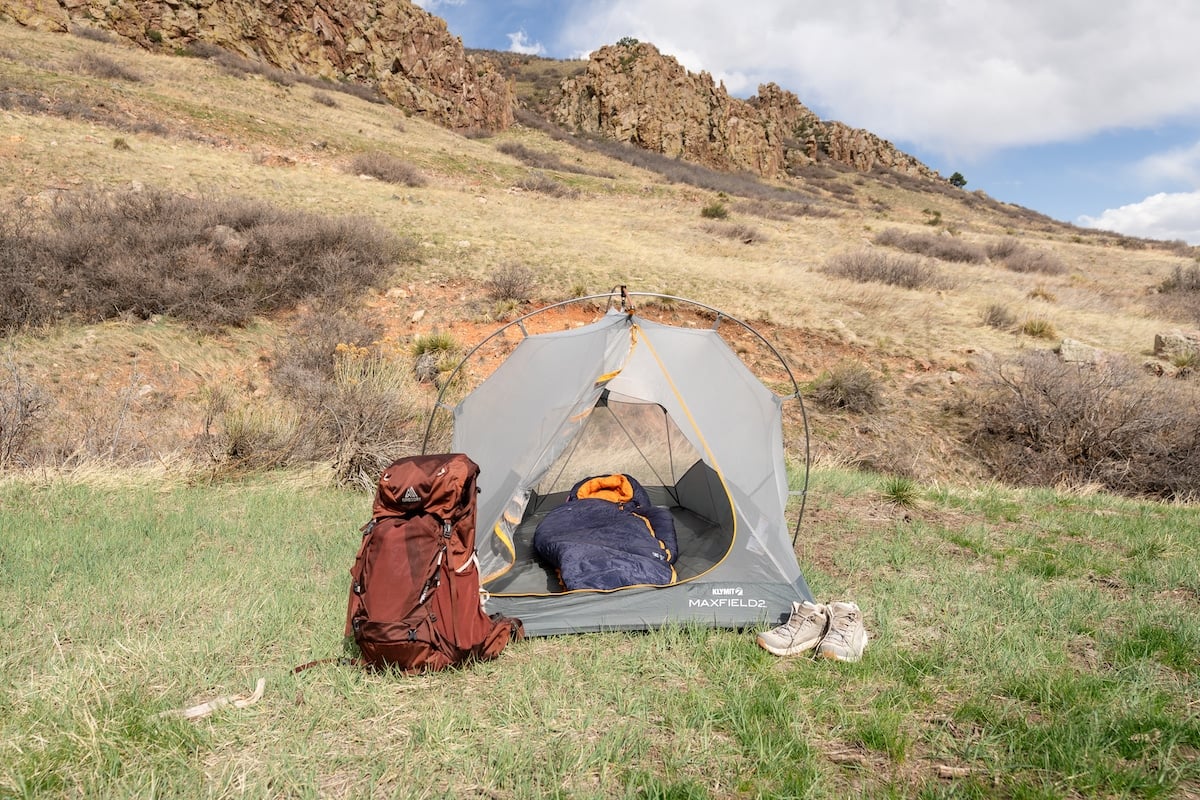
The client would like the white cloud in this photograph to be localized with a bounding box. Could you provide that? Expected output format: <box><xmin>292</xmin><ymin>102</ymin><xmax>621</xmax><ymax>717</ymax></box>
<box><xmin>558</xmin><ymin>0</ymin><xmax>1200</xmax><ymax>159</ymax></box>
<box><xmin>1078</xmin><ymin>192</ymin><xmax>1200</xmax><ymax>245</ymax></box>
<box><xmin>1135</xmin><ymin>140</ymin><xmax>1200</xmax><ymax>188</ymax></box>
<box><xmin>507</xmin><ymin>30</ymin><xmax>545</xmax><ymax>55</ymax></box>
<box><xmin>411</xmin><ymin>0</ymin><xmax>465</xmax><ymax>8</ymax></box>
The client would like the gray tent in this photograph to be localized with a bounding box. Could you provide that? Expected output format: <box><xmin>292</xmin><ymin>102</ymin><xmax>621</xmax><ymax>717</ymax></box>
<box><xmin>431</xmin><ymin>294</ymin><xmax>813</xmax><ymax>636</ymax></box>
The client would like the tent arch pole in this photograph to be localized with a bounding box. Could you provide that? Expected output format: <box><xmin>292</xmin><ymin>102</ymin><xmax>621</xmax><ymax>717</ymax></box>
<box><xmin>420</xmin><ymin>292</ymin><xmax>812</xmax><ymax>546</ymax></box>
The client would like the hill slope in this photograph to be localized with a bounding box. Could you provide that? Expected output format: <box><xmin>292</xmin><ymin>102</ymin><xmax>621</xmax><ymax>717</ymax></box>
<box><xmin>1</xmin><ymin>20</ymin><xmax>1198</xmax><ymax>489</ymax></box>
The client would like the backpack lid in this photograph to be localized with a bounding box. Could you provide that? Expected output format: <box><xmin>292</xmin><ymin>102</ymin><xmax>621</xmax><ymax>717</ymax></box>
<box><xmin>373</xmin><ymin>453</ymin><xmax>479</xmax><ymax>521</ymax></box>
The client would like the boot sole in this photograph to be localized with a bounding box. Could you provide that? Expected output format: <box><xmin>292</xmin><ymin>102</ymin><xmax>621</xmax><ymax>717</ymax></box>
<box><xmin>755</xmin><ymin>634</ymin><xmax>823</xmax><ymax>657</ymax></box>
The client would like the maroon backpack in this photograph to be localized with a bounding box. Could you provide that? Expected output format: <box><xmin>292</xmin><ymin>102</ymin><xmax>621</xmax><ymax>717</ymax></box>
<box><xmin>344</xmin><ymin>453</ymin><xmax>523</xmax><ymax>672</ymax></box>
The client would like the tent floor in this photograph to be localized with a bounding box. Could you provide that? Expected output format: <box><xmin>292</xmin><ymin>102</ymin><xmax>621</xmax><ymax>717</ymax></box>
<box><xmin>482</xmin><ymin>499</ymin><xmax>733</xmax><ymax>596</ymax></box>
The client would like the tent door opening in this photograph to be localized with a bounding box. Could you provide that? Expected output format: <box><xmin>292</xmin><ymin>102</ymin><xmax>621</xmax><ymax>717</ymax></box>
<box><xmin>482</xmin><ymin>394</ymin><xmax>736</xmax><ymax>596</ymax></box>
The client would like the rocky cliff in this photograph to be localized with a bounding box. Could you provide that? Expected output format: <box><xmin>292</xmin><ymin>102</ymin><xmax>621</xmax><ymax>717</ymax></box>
<box><xmin>553</xmin><ymin>41</ymin><xmax>937</xmax><ymax>180</ymax></box>
<box><xmin>0</xmin><ymin>0</ymin><xmax>513</xmax><ymax>131</ymax></box>
<box><xmin>2</xmin><ymin>2</ymin><xmax>935</xmax><ymax>178</ymax></box>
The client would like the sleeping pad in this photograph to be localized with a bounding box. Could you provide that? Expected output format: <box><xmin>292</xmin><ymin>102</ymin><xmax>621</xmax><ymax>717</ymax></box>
<box><xmin>532</xmin><ymin>473</ymin><xmax>679</xmax><ymax>590</ymax></box>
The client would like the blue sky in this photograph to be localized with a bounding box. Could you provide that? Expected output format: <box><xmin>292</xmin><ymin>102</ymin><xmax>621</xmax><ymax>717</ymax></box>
<box><xmin>414</xmin><ymin>0</ymin><xmax>1200</xmax><ymax>245</ymax></box>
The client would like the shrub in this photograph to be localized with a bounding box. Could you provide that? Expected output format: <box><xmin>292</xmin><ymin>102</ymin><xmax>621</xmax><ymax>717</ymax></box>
<box><xmin>701</xmin><ymin>220</ymin><xmax>764</xmax><ymax>244</ymax></box>
<box><xmin>484</xmin><ymin>262</ymin><xmax>538</xmax><ymax>302</ymax></box>
<box><xmin>69</xmin><ymin>25</ymin><xmax>118</xmax><ymax>43</ymax></box>
<box><xmin>985</xmin><ymin>237</ymin><xmax>1023</xmax><ymax>261</ymax></box>
<box><xmin>326</xmin><ymin>354</ymin><xmax>427</xmax><ymax>489</ymax></box>
<box><xmin>1018</xmin><ymin>317</ymin><xmax>1057</xmax><ymax>339</ymax></box>
<box><xmin>732</xmin><ymin>199</ymin><xmax>837</xmax><ymax>220</ymax></box>
<box><xmin>349</xmin><ymin>151</ymin><xmax>427</xmax><ymax>186</ymax></box>
<box><xmin>0</xmin><ymin>354</ymin><xmax>50</xmax><ymax>470</ymax></box>
<box><xmin>0</xmin><ymin>186</ymin><xmax>407</xmax><ymax>333</ymax></box>
<box><xmin>873</xmin><ymin>227</ymin><xmax>986</xmax><ymax>264</ymax></box>
<box><xmin>987</xmin><ymin>238</ymin><xmax>1068</xmax><ymax>274</ymax></box>
<box><xmin>971</xmin><ymin>351</ymin><xmax>1200</xmax><ymax>498</ymax></box>
<box><xmin>215</xmin><ymin>319</ymin><xmax>427</xmax><ymax>486</ymax></box>
<box><xmin>1151</xmin><ymin>264</ymin><xmax>1200</xmax><ymax>325</ymax></box>
<box><xmin>74</xmin><ymin>52</ymin><xmax>141</xmax><ymax>82</ymax></box>
<box><xmin>821</xmin><ymin>250</ymin><xmax>950</xmax><ymax>290</ymax></box>
<box><xmin>271</xmin><ymin>311</ymin><xmax>382</xmax><ymax>395</ymax></box>
<box><xmin>1159</xmin><ymin>264</ymin><xmax>1200</xmax><ymax>293</ymax></box>
<box><xmin>811</xmin><ymin>363</ymin><xmax>880</xmax><ymax>412</ymax></box>
<box><xmin>983</xmin><ymin>304</ymin><xmax>1015</xmax><ymax>329</ymax></box>
<box><xmin>514</xmin><ymin>173</ymin><xmax>579</xmax><ymax>198</ymax></box>
<box><xmin>312</xmin><ymin>91</ymin><xmax>338</xmax><ymax>108</ymax></box>
<box><xmin>495</xmin><ymin>141</ymin><xmax>587</xmax><ymax>174</ymax></box>
<box><xmin>700</xmin><ymin>200</ymin><xmax>729</xmax><ymax>219</ymax></box>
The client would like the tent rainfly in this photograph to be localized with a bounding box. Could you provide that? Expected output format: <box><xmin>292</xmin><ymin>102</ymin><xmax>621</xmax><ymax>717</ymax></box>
<box><xmin>430</xmin><ymin>294</ymin><xmax>813</xmax><ymax>636</ymax></box>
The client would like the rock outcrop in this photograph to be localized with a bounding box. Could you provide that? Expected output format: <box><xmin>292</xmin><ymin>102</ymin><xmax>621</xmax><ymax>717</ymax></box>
<box><xmin>0</xmin><ymin>0</ymin><xmax>513</xmax><ymax>131</ymax></box>
<box><xmin>554</xmin><ymin>41</ymin><xmax>937</xmax><ymax>181</ymax></box>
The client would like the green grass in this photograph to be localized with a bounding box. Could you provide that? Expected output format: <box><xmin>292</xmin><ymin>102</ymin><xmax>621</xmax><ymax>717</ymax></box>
<box><xmin>1</xmin><ymin>469</ymin><xmax>1198</xmax><ymax>798</ymax></box>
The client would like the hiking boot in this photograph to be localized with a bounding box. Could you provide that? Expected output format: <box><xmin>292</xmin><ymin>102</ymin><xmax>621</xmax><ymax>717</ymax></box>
<box><xmin>756</xmin><ymin>601</ymin><xmax>829</xmax><ymax>657</ymax></box>
<box><xmin>817</xmin><ymin>601</ymin><xmax>868</xmax><ymax>662</ymax></box>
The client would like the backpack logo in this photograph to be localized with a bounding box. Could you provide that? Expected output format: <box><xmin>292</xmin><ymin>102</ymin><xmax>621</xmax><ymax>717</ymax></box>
<box><xmin>401</xmin><ymin>486</ymin><xmax>421</xmax><ymax>503</ymax></box>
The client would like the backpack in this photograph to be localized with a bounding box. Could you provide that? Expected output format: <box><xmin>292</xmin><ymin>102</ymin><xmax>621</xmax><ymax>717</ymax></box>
<box><xmin>344</xmin><ymin>453</ymin><xmax>523</xmax><ymax>672</ymax></box>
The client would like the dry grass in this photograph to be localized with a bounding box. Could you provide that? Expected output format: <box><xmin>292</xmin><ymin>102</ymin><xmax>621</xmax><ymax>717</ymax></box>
<box><xmin>0</xmin><ymin>21</ymin><xmax>1197</xmax><ymax>487</ymax></box>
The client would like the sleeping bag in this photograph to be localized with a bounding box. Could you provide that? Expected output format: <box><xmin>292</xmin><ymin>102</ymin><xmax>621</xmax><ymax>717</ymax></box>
<box><xmin>532</xmin><ymin>473</ymin><xmax>679</xmax><ymax>591</ymax></box>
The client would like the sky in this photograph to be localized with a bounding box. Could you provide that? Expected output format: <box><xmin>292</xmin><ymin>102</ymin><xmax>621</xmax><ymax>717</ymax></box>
<box><xmin>413</xmin><ymin>0</ymin><xmax>1200</xmax><ymax>246</ymax></box>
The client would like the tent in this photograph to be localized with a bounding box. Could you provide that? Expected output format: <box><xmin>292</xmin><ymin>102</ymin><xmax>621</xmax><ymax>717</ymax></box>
<box><xmin>426</xmin><ymin>293</ymin><xmax>813</xmax><ymax>636</ymax></box>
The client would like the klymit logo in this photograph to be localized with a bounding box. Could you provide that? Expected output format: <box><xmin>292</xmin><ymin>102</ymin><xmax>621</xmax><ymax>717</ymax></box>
<box><xmin>711</xmin><ymin>587</ymin><xmax>744</xmax><ymax>597</ymax></box>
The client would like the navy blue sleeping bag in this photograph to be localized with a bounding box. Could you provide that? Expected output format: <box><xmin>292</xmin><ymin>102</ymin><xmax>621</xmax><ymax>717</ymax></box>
<box><xmin>532</xmin><ymin>473</ymin><xmax>679</xmax><ymax>591</ymax></box>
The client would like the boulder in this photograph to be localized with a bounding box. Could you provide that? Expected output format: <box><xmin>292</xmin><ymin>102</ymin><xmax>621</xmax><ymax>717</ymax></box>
<box><xmin>1152</xmin><ymin>330</ymin><xmax>1200</xmax><ymax>359</ymax></box>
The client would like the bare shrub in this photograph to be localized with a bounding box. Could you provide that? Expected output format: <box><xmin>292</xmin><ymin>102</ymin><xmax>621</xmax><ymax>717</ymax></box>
<box><xmin>1003</xmin><ymin>247</ymin><xmax>1067</xmax><ymax>275</ymax></box>
<box><xmin>733</xmin><ymin>199</ymin><xmax>838</xmax><ymax>220</ymax></box>
<box><xmin>873</xmin><ymin>227</ymin><xmax>986</xmax><ymax>264</ymax></box>
<box><xmin>312</xmin><ymin>91</ymin><xmax>338</xmax><ymax>108</ymax></box>
<box><xmin>821</xmin><ymin>250</ymin><xmax>950</xmax><ymax>290</ymax></box>
<box><xmin>0</xmin><ymin>186</ymin><xmax>406</xmax><ymax>333</ymax></box>
<box><xmin>74</xmin><ymin>52</ymin><xmax>141</xmax><ymax>82</ymax></box>
<box><xmin>971</xmin><ymin>351</ymin><xmax>1200</xmax><ymax>498</ymax></box>
<box><xmin>1152</xmin><ymin>264</ymin><xmax>1200</xmax><ymax>324</ymax></box>
<box><xmin>982</xmin><ymin>304</ymin><xmax>1015</xmax><ymax>329</ymax></box>
<box><xmin>0</xmin><ymin>210</ymin><xmax>49</xmax><ymax>332</ymax></box>
<box><xmin>69</xmin><ymin>25</ymin><xmax>118</xmax><ymax>43</ymax></box>
<box><xmin>185</xmin><ymin>41</ymin><xmax>296</xmax><ymax>86</ymax></box>
<box><xmin>0</xmin><ymin>354</ymin><xmax>50</xmax><ymax>470</ymax></box>
<box><xmin>271</xmin><ymin>311</ymin><xmax>382</xmax><ymax>395</ymax></box>
<box><xmin>514</xmin><ymin>173</ymin><xmax>579</xmax><ymax>198</ymax></box>
<box><xmin>349</xmin><ymin>151</ymin><xmax>427</xmax><ymax>187</ymax></box>
<box><xmin>985</xmin><ymin>237</ymin><xmax>1024</xmax><ymax>261</ymax></box>
<box><xmin>484</xmin><ymin>263</ymin><xmax>538</xmax><ymax>302</ymax></box>
<box><xmin>987</xmin><ymin>238</ymin><xmax>1068</xmax><ymax>274</ymax></box>
<box><xmin>1159</xmin><ymin>264</ymin><xmax>1200</xmax><ymax>293</ymax></box>
<box><xmin>495</xmin><ymin>141</ymin><xmax>588</xmax><ymax>174</ymax></box>
<box><xmin>701</xmin><ymin>220</ymin><xmax>765</xmax><ymax>244</ymax></box>
<box><xmin>326</xmin><ymin>355</ymin><xmax>427</xmax><ymax>489</ymax></box>
<box><xmin>215</xmin><ymin>318</ymin><xmax>426</xmax><ymax>485</ymax></box>
<box><xmin>203</xmin><ymin>393</ymin><xmax>312</xmax><ymax>473</ymax></box>
<box><xmin>811</xmin><ymin>363</ymin><xmax>881</xmax><ymax>413</ymax></box>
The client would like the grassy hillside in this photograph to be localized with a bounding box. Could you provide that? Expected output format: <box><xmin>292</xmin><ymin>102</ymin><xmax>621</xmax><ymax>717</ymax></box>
<box><xmin>3</xmin><ymin>22</ymin><xmax>1197</xmax><ymax>490</ymax></box>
